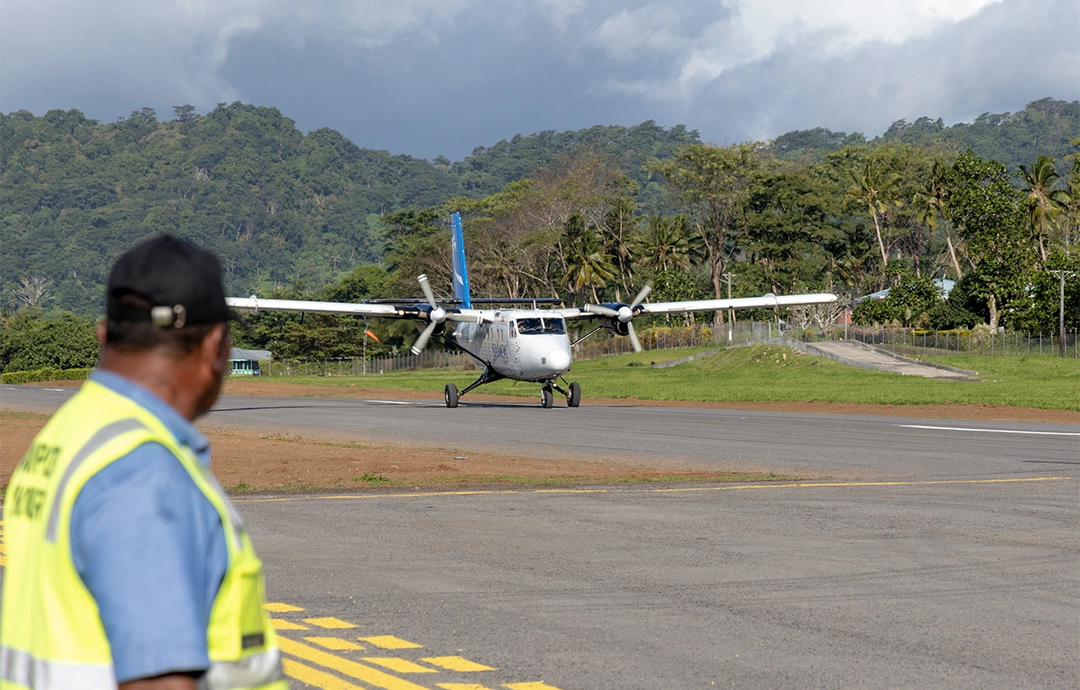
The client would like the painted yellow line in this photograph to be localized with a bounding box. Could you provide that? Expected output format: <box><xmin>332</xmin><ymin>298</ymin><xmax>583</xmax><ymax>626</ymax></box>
<box><xmin>305</xmin><ymin>616</ymin><xmax>358</xmax><ymax>629</ymax></box>
<box><xmin>360</xmin><ymin>635</ymin><xmax>424</xmax><ymax>650</ymax></box>
<box><xmin>504</xmin><ymin>683</ymin><xmax>565</xmax><ymax>690</ymax></box>
<box><xmin>363</xmin><ymin>657</ymin><xmax>439</xmax><ymax>673</ymax></box>
<box><xmin>438</xmin><ymin>684</ymin><xmax>494</xmax><ymax>690</ymax></box>
<box><xmin>282</xmin><ymin>658</ymin><xmax>368</xmax><ymax>690</ymax></box>
<box><xmin>279</xmin><ymin>637</ymin><xmax>432</xmax><ymax>690</ymax></box>
<box><xmin>305</xmin><ymin>636</ymin><xmax>365</xmax><ymax>651</ymax></box>
<box><xmin>236</xmin><ymin>476</ymin><xmax>1073</xmax><ymax>503</ymax></box>
<box><xmin>272</xmin><ymin>618</ymin><xmax>310</xmax><ymax>631</ymax></box>
<box><xmin>652</xmin><ymin>476</ymin><xmax>1073</xmax><ymax>493</ymax></box>
<box><xmin>265</xmin><ymin>602</ymin><xmax>305</xmax><ymax>613</ymax></box>
<box><xmin>423</xmin><ymin>656</ymin><xmax>497</xmax><ymax>672</ymax></box>
<box><xmin>0</xmin><ymin>555</ymin><xmax>5</xmax><ymax>567</ymax></box>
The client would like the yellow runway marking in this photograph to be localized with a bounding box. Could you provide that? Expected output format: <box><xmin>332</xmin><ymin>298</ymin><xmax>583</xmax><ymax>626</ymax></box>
<box><xmin>279</xmin><ymin>637</ymin><xmax>431</xmax><ymax>690</ymax></box>
<box><xmin>361</xmin><ymin>635</ymin><xmax>424</xmax><ymax>649</ymax></box>
<box><xmin>305</xmin><ymin>616</ymin><xmax>359</xmax><ymax>629</ymax></box>
<box><xmin>271</xmin><ymin>618</ymin><xmax>309</xmax><ymax>631</ymax></box>
<box><xmin>237</xmin><ymin>476</ymin><xmax>1071</xmax><ymax>504</ymax></box>
<box><xmin>424</xmin><ymin>656</ymin><xmax>497</xmax><ymax>672</ymax></box>
<box><xmin>504</xmin><ymin>683</ymin><xmax>565</xmax><ymax>690</ymax></box>
<box><xmin>265</xmin><ymin>602</ymin><xmax>305</xmax><ymax>612</ymax></box>
<box><xmin>438</xmin><ymin>684</ymin><xmax>495</xmax><ymax>690</ymax></box>
<box><xmin>282</xmin><ymin>658</ymin><xmax>368</xmax><ymax>690</ymax></box>
<box><xmin>363</xmin><ymin>657</ymin><xmax>438</xmax><ymax>673</ymax></box>
<box><xmin>305</xmin><ymin>636</ymin><xmax>365</xmax><ymax>651</ymax></box>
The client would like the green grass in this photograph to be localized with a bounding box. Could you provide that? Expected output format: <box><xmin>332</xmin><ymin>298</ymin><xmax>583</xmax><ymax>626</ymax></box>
<box><xmin>251</xmin><ymin>345</ymin><xmax>1080</xmax><ymax>411</ymax></box>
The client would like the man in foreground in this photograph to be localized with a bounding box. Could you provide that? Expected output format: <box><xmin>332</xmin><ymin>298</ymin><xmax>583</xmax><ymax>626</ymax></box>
<box><xmin>1</xmin><ymin>235</ymin><xmax>287</xmax><ymax>690</ymax></box>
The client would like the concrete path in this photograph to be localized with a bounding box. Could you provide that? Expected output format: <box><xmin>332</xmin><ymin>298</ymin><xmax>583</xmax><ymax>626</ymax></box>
<box><xmin>783</xmin><ymin>339</ymin><xmax>980</xmax><ymax>380</ymax></box>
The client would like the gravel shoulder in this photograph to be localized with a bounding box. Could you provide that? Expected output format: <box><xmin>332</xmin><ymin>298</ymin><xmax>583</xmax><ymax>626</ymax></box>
<box><xmin>3</xmin><ymin>379</ymin><xmax>1075</xmax><ymax>493</ymax></box>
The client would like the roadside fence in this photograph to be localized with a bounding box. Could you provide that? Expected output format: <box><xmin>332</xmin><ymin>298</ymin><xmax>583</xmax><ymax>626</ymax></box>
<box><xmin>251</xmin><ymin>321</ymin><xmax>1078</xmax><ymax>377</ymax></box>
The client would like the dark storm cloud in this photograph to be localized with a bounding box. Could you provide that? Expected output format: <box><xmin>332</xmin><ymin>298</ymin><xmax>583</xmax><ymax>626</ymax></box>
<box><xmin>683</xmin><ymin>0</ymin><xmax>1080</xmax><ymax>144</ymax></box>
<box><xmin>0</xmin><ymin>0</ymin><xmax>1075</xmax><ymax>160</ymax></box>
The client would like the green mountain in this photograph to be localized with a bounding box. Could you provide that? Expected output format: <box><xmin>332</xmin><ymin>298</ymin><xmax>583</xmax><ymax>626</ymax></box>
<box><xmin>2</xmin><ymin>98</ymin><xmax>1075</xmax><ymax>315</ymax></box>
<box><xmin>0</xmin><ymin>104</ymin><xmax>696</xmax><ymax>314</ymax></box>
<box><xmin>771</xmin><ymin>98</ymin><xmax>1078</xmax><ymax>171</ymax></box>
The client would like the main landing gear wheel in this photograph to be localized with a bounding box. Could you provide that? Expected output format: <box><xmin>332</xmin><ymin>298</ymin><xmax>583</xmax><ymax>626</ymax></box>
<box><xmin>567</xmin><ymin>381</ymin><xmax>581</xmax><ymax>408</ymax></box>
<box><xmin>540</xmin><ymin>385</ymin><xmax>554</xmax><ymax>409</ymax></box>
<box><xmin>444</xmin><ymin>382</ymin><xmax>459</xmax><ymax>408</ymax></box>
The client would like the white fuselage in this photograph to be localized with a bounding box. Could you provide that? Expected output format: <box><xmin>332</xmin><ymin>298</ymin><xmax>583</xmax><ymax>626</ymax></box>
<box><xmin>452</xmin><ymin>310</ymin><xmax>572</xmax><ymax>382</ymax></box>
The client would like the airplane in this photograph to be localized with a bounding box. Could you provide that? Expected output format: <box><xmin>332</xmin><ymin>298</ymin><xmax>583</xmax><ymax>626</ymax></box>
<box><xmin>227</xmin><ymin>212</ymin><xmax>837</xmax><ymax>408</ymax></box>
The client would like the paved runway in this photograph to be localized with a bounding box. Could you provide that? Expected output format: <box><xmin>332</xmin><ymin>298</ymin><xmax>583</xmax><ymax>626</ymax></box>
<box><xmin>2</xmin><ymin>385</ymin><xmax>1078</xmax><ymax>688</ymax></box>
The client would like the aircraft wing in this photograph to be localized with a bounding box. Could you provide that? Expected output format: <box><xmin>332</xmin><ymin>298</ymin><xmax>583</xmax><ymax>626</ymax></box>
<box><xmin>637</xmin><ymin>292</ymin><xmax>837</xmax><ymax>316</ymax></box>
<box><xmin>554</xmin><ymin>292</ymin><xmax>837</xmax><ymax>320</ymax></box>
<box><xmin>225</xmin><ymin>297</ymin><xmax>487</xmax><ymax>323</ymax></box>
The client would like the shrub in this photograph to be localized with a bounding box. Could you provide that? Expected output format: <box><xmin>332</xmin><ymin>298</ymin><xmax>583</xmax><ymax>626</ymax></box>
<box><xmin>1</xmin><ymin>367</ymin><xmax>92</xmax><ymax>384</ymax></box>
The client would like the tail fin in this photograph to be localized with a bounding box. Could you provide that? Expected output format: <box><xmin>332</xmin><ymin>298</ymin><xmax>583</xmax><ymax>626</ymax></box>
<box><xmin>450</xmin><ymin>211</ymin><xmax>472</xmax><ymax>308</ymax></box>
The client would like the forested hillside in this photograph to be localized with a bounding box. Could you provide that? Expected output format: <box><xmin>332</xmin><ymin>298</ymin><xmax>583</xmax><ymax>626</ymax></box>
<box><xmin>2</xmin><ymin>98</ymin><xmax>1077</xmax><ymax>336</ymax></box>
<box><xmin>771</xmin><ymin>98</ymin><xmax>1078</xmax><ymax>170</ymax></box>
<box><xmin>0</xmin><ymin>104</ymin><xmax>696</xmax><ymax>313</ymax></box>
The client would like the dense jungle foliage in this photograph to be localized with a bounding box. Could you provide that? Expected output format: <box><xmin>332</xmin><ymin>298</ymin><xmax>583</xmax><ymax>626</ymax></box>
<box><xmin>2</xmin><ymin>98</ymin><xmax>1077</xmax><ymax>361</ymax></box>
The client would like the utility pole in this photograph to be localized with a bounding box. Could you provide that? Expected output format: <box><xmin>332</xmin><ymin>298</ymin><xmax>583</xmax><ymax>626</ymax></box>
<box><xmin>722</xmin><ymin>272</ymin><xmax>734</xmax><ymax>343</ymax></box>
<box><xmin>1048</xmin><ymin>270</ymin><xmax>1075</xmax><ymax>357</ymax></box>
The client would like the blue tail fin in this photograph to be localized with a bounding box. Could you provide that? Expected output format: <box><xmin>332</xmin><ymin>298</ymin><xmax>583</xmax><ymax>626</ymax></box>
<box><xmin>450</xmin><ymin>211</ymin><xmax>472</xmax><ymax>308</ymax></box>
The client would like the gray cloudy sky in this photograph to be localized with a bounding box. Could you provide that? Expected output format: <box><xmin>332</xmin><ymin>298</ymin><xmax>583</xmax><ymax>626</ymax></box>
<box><xmin>2</xmin><ymin>0</ymin><xmax>1077</xmax><ymax>160</ymax></box>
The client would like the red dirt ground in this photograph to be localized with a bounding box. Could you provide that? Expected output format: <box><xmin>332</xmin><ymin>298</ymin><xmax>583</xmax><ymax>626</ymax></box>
<box><xmin>2</xmin><ymin>379</ymin><xmax>1074</xmax><ymax>492</ymax></box>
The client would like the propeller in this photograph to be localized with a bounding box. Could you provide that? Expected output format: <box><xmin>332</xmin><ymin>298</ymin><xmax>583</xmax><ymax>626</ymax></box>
<box><xmin>584</xmin><ymin>284</ymin><xmax>652</xmax><ymax>352</ymax></box>
<box><xmin>411</xmin><ymin>274</ymin><xmax>447</xmax><ymax>354</ymax></box>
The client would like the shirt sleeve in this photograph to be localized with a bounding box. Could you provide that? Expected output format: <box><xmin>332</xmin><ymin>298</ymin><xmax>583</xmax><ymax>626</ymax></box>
<box><xmin>70</xmin><ymin>443</ymin><xmax>229</xmax><ymax>684</ymax></box>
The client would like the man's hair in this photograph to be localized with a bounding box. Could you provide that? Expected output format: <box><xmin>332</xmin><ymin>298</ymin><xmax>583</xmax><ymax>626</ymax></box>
<box><xmin>105</xmin><ymin>291</ymin><xmax>219</xmax><ymax>356</ymax></box>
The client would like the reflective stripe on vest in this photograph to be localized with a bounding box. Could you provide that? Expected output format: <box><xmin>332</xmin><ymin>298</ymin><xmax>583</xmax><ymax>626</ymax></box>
<box><xmin>207</xmin><ymin>647</ymin><xmax>284</xmax><ymax>690</ymax></box>
<box><xmin>45</xmin><ymin>418</ymin><xmax>148</xmax><ymax>542</ymax></box>
<box><xmin>0</xmin><ymin>646</ymin><xmax>113</xmax><ymax>690</ymax></box>
<box><xmin>0</xmin><ymin>645</ymin><xmax>284</xmax><ymax>690</ymax></box>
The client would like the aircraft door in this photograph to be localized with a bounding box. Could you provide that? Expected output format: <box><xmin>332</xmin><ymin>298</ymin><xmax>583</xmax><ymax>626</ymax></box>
<box><xmin>508</xmin><ymin>320</ymin><xmax>523</xmax><ymax>375</ymax></box>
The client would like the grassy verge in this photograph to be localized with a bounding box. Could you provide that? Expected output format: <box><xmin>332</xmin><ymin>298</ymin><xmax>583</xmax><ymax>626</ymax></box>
<box><xmin>242</xmin><ymin>345</ymin><xmax>1080</xmax><ymax>410</ymax></box>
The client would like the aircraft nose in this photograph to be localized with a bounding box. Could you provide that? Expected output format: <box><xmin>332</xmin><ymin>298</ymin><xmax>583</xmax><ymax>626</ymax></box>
<box><xmin>545</xmin><ymin>347</ymin><xmax>571</xmax><ymax>373</ymax></box>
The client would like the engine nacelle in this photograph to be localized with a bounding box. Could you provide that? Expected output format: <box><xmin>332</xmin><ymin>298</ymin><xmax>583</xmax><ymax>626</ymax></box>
<box><xmin>598</xmin><ymin>317</ymin><xmax>630</xmax><ymax>337</ymax></box>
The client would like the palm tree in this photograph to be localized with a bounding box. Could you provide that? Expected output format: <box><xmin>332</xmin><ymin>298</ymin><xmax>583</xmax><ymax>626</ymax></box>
<box><xmin>846</xmin><ymin>160</ymin><xmax>899</xmax><ymax>268</ymax></box>
<box><xmin>1019</xmin><ymin>155</ymin><xmax>1071</xmax><ymax>262</ymax></box>
<box><xmin>562</xmin><ymin>213</ymin><xmax>616</xmax><ymax>304</ymax></box>
<box><xmin>912</xmin><ymin>160</ymin><xmax>963</xmax><ymax>279</ymax></box>
<box><xmin>634</xmin><ymin>215</ymin><xmax>698</xmax><ymax>274</ymax></box>
<box><xmin>602</xmin><ymin>196</ymin><xmax>638</xmax><ymax>301</ymax></box>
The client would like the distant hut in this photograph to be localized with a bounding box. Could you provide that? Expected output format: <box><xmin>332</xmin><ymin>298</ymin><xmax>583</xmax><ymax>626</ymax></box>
<box><xmin>228</xmin><ymin>348</ymin><xmax>272</xmax><ymax>376</ymax></box>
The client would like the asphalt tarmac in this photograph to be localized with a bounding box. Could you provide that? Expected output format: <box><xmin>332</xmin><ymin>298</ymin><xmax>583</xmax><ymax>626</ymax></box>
<box><xmin>2</xmin><ymin>385</ymin><xmax>1078</xmax><ymax>688</ymax></box>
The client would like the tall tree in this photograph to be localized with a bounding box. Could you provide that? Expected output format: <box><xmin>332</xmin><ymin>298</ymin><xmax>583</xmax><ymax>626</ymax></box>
<box><xmin>1018</xmin><ymin>155</ymin><xmax>1071</xmax><ymax>262</ymax></box>
<box><xmin>944</xmin><ymin>152</ymin><xmax>1029</xmax><ymax>329</ymax></box>
<box><xmin>634</xmin><ymin>215</ymin><xmax>697</xmax><ymax>275</ymax></box>
<box><xmin>845</xmin><ymin>158</ymin><xmax>899</xmax><ymax>268</ymax></box>
<box><xmin>911</xmin><ymin>160</ymin><xmax>963</xmax><ymax>279</ymax></box>
<box><xmin>650</xmin><ymin>142</ymin><xmax>767</xmax><ymax>326</ymax></box>
<box><xmin>561</xmin><ymin>213</ymin><xmax>616</xmax><ymax>304</ymax></box>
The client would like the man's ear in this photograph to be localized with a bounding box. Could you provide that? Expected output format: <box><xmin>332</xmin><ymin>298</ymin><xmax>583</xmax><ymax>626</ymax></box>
<box><xmin>201</xmin><ymin>324</ymin><xmax>229</xmax><ymax>370</ymax></box>
<box><xmin>96</xmin><ymin>319</ymin><xmax>108</xmax><ymax>347</ymax></box>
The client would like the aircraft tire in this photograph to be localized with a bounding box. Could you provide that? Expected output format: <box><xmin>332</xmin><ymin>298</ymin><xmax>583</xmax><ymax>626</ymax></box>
<box><xmin>540</xmin><ymin>386</ymin><xmax>554</xmax><ymax>409</ymax></box>
<box><xmin>567</xmin><ymin>381</ymin><xmax>581</xmax><ymax>408</ymax></box>
<box><xmin>444</xmin><ymin>382</ymin><xmax>459</xmax><ymax>408</ymax></box>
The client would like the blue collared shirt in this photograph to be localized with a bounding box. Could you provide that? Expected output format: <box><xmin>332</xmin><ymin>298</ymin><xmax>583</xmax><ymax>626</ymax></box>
<box><xmin>70</xmin><ymin>370</ymin><xmax>228</xmax><ymax>683</ymax></box>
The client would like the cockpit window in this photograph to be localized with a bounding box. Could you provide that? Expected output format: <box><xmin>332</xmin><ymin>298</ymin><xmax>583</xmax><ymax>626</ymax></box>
<box><xmin>514</xmin><ymin>317</ymin><xmax>566</xmax><ymax>335</ymax></box>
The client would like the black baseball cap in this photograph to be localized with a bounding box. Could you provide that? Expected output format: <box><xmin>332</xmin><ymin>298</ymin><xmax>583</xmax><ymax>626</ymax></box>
<box><xmin>107</xmin><ymin>235</ymin><xmax>230</xmax><ymax>327</ymax></box>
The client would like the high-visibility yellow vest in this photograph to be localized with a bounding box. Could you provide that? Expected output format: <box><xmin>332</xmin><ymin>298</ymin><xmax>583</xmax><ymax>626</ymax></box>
<box><xmin>0</xmin><ymin>380</ymin><xmax>287</xmax><ymax>690</ymax></box>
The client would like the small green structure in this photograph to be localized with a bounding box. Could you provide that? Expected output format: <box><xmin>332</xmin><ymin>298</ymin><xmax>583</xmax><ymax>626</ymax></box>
<box><xmin>228</xmin><ymin>348</ymin><xmax>271</xmax><ymax>376</ymax></box>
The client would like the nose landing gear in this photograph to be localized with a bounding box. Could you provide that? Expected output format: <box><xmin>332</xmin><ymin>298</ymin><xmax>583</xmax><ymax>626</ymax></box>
<box><xmin>540</xmin><ymin>380</ymin><xmax>581</xmax><ymax>408</ymax></box>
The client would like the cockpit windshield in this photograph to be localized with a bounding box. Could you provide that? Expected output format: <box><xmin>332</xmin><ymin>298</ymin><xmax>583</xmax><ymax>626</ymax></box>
<box><xmin>514</xmin><ymin>317</ymin><xmax>566</xmax><ymax>335</ymax></box>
